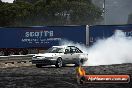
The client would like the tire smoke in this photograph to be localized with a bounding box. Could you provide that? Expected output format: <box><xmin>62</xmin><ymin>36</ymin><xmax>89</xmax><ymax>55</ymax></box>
<box><xmin>60</xmin><ymin>30</ymin><xmax>132</xmax><ymax>66</ymax></box>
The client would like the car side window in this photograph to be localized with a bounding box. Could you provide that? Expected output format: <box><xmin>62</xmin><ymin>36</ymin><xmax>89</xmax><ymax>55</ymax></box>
<box><xmin>76</xmin><ymin>48</ymin><xmax>83</xmax><ymax>53</ymax></box>
<box><xmin>65</xmin><ymin>46</ymin><xmax>83</xmax><ymax>53</ymax></box>
<box><xmin>69</xmin><ymin>47</ymin><xmax>76</xmax><ymax>53</ymax></box>
<box><xmin>58</xmin><ymin>48</ymin><xmax>64</xmax><ymax>53</ymax></box>
<box><xmin>65</xmin><ymin>47</ymin><xmax>70</xmax><ymax>53</ymax></box>
<box><xmin>76</xmin><ymin>49</ymin><xmax>80</xmax><ymax>53</ymax></box>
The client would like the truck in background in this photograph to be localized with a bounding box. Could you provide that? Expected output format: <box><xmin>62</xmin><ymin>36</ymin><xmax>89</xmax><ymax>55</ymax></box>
<box><xmin>0</xmin><ymin>24</ymin><xmax>132</xmax><ymax>56</ymax></box>
<box><xmin>89</xmin><ymin>24</ymin><xmax>132</xmax><ymax>45</ymax></box>
<box><xmin>0</xmin><ymin>26</ymin><xmax>88</xmax><ymax>56</ymax></box>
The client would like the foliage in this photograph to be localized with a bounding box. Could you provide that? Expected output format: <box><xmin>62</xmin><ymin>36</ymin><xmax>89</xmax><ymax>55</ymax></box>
<box><xmin>0</xmin><ymin>0</ymin><xmax>102</xmax><ymax>26</ymax></box>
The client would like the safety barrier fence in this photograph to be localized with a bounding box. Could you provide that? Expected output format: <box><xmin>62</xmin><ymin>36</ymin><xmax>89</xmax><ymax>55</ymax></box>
<box><xmin>0</xmin><ymin>55</ymin><xmax>34</xmax><ymax>67</ymax></box>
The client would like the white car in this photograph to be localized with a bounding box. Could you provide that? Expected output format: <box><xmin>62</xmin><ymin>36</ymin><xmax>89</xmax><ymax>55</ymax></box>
<box><xmin>32</xmin><ymin>46</ymin><xmax>88</xmax><ymax>68</ymax></box>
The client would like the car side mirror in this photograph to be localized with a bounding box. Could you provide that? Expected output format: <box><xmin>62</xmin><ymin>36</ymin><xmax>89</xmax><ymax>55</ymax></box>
<box><xmin>64</xmin><ymin>49</ymin><xmax>69</xmax><ymax>54</ymax></box>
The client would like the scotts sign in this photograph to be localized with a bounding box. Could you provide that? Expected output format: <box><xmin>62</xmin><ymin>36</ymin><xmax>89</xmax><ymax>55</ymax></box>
<box><xmin>21</xmin><ymin>30</ymin><xmax>61</xmax><ymax>44</ymax></box>
<box><xmin>25</xmin><ymin>31</ymin><xmax>54</xmax><ymax>38</ymax></box>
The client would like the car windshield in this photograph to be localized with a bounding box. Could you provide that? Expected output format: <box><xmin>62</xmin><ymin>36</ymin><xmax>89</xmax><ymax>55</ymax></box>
<box><xmin>46</xmin><ymin>47</ymin><xmax>64</xmax><ymax>53</ymax></box>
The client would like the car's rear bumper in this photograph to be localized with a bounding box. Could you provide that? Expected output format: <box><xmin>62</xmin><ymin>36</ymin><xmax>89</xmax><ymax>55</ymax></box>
<box><xmin>32</xmin><ymin>59</ymin><xmax>56</xmax><ymax>65</ymax></box>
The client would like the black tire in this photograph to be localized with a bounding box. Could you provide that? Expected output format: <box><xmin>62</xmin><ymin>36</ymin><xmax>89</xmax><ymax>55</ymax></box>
<box><xmin>55</xmin><ymin>58</ymin><xmax>62</xmax><ymax>68</ymax></box>
<box><xmin>36</xmin><ymin>64</ymin><xmax>42</xmax><ymax>68</ymax></box>
<box><xmin>75</xmin><ymin>59</ymin><xmax>83</xmax><ymax>67</ymax></box>
<box><xmin>62</xmin><ymin>64</ymin><xmax>66</xmax><ymax>67</ymax></box>
<box><xmin>75</xmin><ymin>63</ymin><xmax>80</xmax><ymax>67</ymax></box>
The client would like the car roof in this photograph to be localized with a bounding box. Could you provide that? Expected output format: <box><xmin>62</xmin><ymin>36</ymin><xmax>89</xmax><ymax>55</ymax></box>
<box><xmin>52</xmin><ymin>46</ymin><xmax>76</xmax><ymax>48</ymax></box>
<box><xmin>52</xmin><ymin>46</ymin><xmax>66</xmax><ymax>48</ymax></box>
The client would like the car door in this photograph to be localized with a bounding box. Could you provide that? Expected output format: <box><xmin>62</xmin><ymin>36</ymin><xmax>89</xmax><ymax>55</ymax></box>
<box><xmin>75</xmin><ymin>47</ymin><xmax>88</xmax><ymax>64</ymax></box>
<box><xmin>63</xmin><ymin>47</ymin><xmax>73</xmax><ymax>64</ymax></box>
<box><xmin>70</xmin><ymin>47</ymin><xmax>81</xmax><ymax>63</ymax></box>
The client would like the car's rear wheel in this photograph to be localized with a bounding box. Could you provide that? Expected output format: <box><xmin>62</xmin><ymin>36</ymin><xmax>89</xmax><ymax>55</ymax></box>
<box><xmin>36</xmin><ymin>64</ymin><xmax>42</xmax><ymax>68</ymax></box>
<box><xmin>75</xmin><ymin>59</ymin><xmax>84</xmax><ymax>67</ymax></box>
<box><xmin>62</xmin><ymin>64</ymin><xmax>66</xmax><ymax>67</ymax></box>
<box><xmin>55</xmin><ymin>58</ymin><xmax>62</xmax><ymax>68</ymax></box>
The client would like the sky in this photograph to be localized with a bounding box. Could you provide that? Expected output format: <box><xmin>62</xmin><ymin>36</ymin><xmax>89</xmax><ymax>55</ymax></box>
<box><xmin>92</xmin><ymin>0</ymin><xmax>132</xmax><ymax>25</ymax></box>
<box><xmin>2</xmin><ymin>0</ymin><xmax>14</xmax><ymax>3</ymax></box>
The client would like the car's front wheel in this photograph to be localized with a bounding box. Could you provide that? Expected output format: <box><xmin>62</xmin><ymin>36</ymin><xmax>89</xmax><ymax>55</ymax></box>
<box><xmin>55</xmin><ymin>58</ymin><xmax>62</xmax><ymax>68</ymax></box>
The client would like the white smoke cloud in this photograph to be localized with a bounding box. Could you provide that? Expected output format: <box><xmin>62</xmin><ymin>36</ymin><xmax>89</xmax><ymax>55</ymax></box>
<box><xmin>60</xmin><ymin>30</ymin><xmax>132</xmax><ymax>66</ymax></box>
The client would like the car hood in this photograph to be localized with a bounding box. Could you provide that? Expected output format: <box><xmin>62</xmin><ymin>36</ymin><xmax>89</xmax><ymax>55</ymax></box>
<box><xmin>35</xmin><ymin>53</ymin><xmax>62</xmax><ymax>57</ymax></box>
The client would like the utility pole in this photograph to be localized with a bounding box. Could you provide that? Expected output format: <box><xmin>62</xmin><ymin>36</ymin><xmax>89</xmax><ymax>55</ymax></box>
<box><xmin>103</xmin><ymin>0</ymin><xmax>106</xmax><ymax>25</ymax></box>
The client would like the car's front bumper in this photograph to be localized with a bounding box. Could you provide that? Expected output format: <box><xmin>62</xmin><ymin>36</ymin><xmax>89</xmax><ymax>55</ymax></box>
<box><xmin>32</xmin><ymin>59</ymin><xmax>56</xmax><ymax>65</ymax></box>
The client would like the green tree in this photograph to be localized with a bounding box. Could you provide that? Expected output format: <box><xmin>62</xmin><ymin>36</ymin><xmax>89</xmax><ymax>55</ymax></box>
<box><xmin>26</xmin><ymin>0</ymin><xmax>46</xmax><ymax>25</ymax></box>
<box><xmin>0</xmin><ymin>3</ymin><xmax>17</xmax><ymax>26</ymax></box>
<box><xmin>0</xmin><ymin>0</ymin><xmax>102</xmax><ymax>26</ymax></box>
<box><xmin>14</xmin><ymin>0</ymin><xmax>37</xmax><ymax>4</ymax></box>
<box><xmin>43</xmin><ymin>0</ymin><xmax>102</xmax><ymax>25</ymax></box>
<box><xmin>0</xmin><ymin>1</ymin><xmax>33</xmax><ymax>26</ymax></box>
<box><xmin>13</xmin><ymin>1</ymin><xmax>33</xmax><ymax>26</ymax></box>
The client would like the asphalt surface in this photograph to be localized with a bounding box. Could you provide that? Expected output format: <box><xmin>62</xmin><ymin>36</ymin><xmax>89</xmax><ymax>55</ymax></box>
<box><xmin>0</xmin><ymin>63</ymin><xmax>132</xmax><ymax>88</ymax></box>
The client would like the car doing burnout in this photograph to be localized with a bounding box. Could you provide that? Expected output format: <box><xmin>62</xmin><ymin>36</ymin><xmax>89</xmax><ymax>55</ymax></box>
<box><xmin>32</xmin><ymin>46</ymin><xmax>88</xmax><ymax>68</ymax></box>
